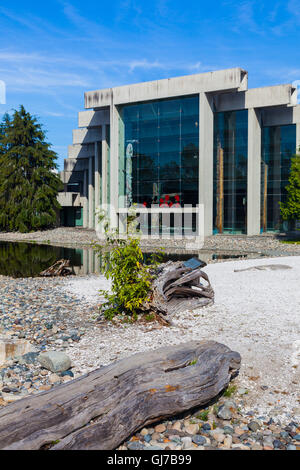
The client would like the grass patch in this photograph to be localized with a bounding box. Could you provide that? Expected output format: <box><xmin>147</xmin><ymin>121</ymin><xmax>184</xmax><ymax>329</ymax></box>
<box><xmin>223</xmin><ymin>384</ymin><xmax>237</xmax><ymax>397</ymax></box>
<box><xmin>196</xmin><ymin>409</ymin><xmax>209</xmax><ymax>421</ymax></box>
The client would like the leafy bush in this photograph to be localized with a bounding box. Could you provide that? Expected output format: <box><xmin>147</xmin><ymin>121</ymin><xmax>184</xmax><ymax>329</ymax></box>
<box><xmin>94</xmin><ymin>209</ymin><xmax>162</xmax><ymax>320</ymax></box>
<box><xmin>280</xmin><ymin>153</ymin><xmax>300</xmax><ymax>224</ymax></box>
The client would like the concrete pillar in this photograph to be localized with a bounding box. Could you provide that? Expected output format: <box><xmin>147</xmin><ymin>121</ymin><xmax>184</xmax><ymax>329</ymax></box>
<box><xmin>94</xmin><ymin>141</ymin><xmax>101</xmax><ymax>228</ymax></box>
<box><xmin>82</xmin><ymin>248</ymin><xmax>88</xmax><ymax>275</ymax></box>
<box><xmin>102</xmin><ymin>126</ymin><xmax>108</xmax><ymax>205</ymax></box>
<box><xmin>110</xmin><ymin>104</ymin><xmax>119</xmax><ymax>229</ymax></box>
<box><xmin>247</xmin><ymin>108</ymin><xmax>261</xmax><ymax>235</ymax></box>
<box><xmin>82</xmin><ymin>169</ymin><xmax>88</xmax><ymax>228</ymax></box>
<box><xmin>199</xmin><ymin>92</ymin><xmax>214</xmax><ymax>237</ymax></box>
<box><xmin>88</xmin><ymin>156</ymin><xmax>94</xmax><ymax>229</ymax></box>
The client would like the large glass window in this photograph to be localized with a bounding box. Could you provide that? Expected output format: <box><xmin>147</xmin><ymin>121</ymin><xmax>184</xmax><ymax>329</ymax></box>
<box><xmin>261</xmin><ymin>124</ymin><xmax>296</xmax><ymax>232</ymax></box>
<box><xmin>213</xmin><ymin>110</ymin><xmax>248</xmax><ymax>234</ymax></box>
<box><xmin>119</xmin><ymin>95</ymin><xmax>199</xmax><ymax>208</ymax></box>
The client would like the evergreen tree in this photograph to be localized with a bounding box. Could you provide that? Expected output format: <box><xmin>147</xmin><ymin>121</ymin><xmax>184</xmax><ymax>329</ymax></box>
<box><xmin>0</xmin><ymin>105</ymin><xmax>62</xmax><ymax>232</ymax></box>
<box><xmin>280</xmin><ymin>153</ymin><xmax>300</xmax><ymax>223</ymax></box>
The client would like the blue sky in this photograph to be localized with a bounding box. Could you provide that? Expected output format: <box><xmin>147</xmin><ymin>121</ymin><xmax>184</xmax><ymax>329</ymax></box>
<box><xmin>1</xmin><ymin>0</ymin><xmax>300</xmax><ymax>170</ymax></box>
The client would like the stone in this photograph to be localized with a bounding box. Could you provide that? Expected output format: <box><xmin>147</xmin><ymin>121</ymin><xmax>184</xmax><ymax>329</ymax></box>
<box><xmin>294</xmin><ymin>434</ymin><xmax>300</xmax><ymax>441</ymax></box>
<box><xmin>127</xmin><ymin>441</ymin><xmax>145</xmax><ymax>450</ymax></box>
<box><xmin>185</xmin><ymin>424</ymin><xmax>199</xmax><ymax>435</ymax></box>
<box><xmin>210</xmin><ymin>430</ymin><xmax>225</xmax><ymax>443</ymax></box>
<box><xmin>192</xmin><ymin>435</ymin><xmax>206</xmax><ymax>445</ymax></box>
<box><xmin>38</xmin><ymin>351</ymin><xmax>71</xmax><ymax>373</ymax></box>
<box><xmin>0</xmin><ymin>337</ymin><xmax>37</xmax><ymax>365</ymax></box>
<box><xmin>172</xmin><ymin>421</ymin><xmax>182</xmax><ymax>431</ymax></box>
<box><xmin>223</xmin><ymin>425</ymin><xmax>234</xmax><ymax>434</ymax></box>
<box><xmin>60</xmin><ymin>370</ymin><xmax>74</xmax><ymax>378</ymax></box>
<box><xmin>181</xmin><ymin>437</ymin><xmax>192</xmax><ymax>449</ymax></box>
<box><xmin>154</xmin><ymin>424</ymin><xmax>166</xmax><ymax>433</ymax></box>
<box><xmin>273</xmin><ymin>439</ymin><xmax>285</xmax><ymax>449</ymax></box>
<box><xmin>217</xmin><ymin>405</ymin><xmax>232</xmax><ymax>420</ymax></box>
<box><xmin>223</xmin><ymin>435</ymin><xmax>232</xmax><ymax>448</ymax></box>
<box><xmin>1</xmin><ymin>392</ymin><xmax>25</xmax><ymax>403</ymax></box>
<box><xmin>201</xmin><ymin>423</ymin><xmax>211</xmax><ymax>431</ymax></box>
<box><xmin>252</xmin><ymin>442</ymin><xmax>263</xmax><ymax>450</ymax></box>
<box><xmin>140</xmin><ymin>428</ymin><xmax>149</xmax><ymax>436</ymax></box>
<box><xmin>287</xmin><ymin>444</ymin><xmax>297</xmax><ymax>450</ymax></box>
<box><xmin>19</xmin><ymin>352</ymin><xmax>39</xmax><ymax>365</ymax></box>
<box><xmin>49</xmin><ymin>373</ymin><xmax>61</xmax><ymax>384</ymax></box>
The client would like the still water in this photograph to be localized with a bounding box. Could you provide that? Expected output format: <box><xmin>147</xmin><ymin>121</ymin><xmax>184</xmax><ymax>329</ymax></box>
<box><xmin>0</xmin><ymin>241</ymin><xmax>263</xmax><ymax>278</ymax></box>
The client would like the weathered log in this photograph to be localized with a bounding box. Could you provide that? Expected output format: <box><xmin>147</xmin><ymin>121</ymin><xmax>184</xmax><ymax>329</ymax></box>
<box><xmin>40</xmin><ymin>259</ymin><xmax>73</xmax><ymax>277</ymax></box>
<box><xmin>148</xmin><ymin>261</ymin><xmax>215</xmax><ymax>323</ymax></box>
<box><xmin>0</xmin><ymin>341</ymin><xmax>240</xmax><ymax>450</ymax></box>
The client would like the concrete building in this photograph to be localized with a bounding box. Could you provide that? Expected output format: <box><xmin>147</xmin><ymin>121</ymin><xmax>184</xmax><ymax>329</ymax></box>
<box><xmin>58</xmin><ymin>67</ymin><xmax>300</xmax><ymax>236</ymax></box>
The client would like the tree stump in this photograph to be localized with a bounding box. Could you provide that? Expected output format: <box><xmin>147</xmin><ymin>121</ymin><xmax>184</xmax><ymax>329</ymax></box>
<box><xmin>0</xmin><ymin>340</ymin><xmax>240</xmax><ymax>450</ymax></box>
<box><xmin>145</xmin><ymin>261</ymin><xmax>215</xmax><ymax>324</ymax></box>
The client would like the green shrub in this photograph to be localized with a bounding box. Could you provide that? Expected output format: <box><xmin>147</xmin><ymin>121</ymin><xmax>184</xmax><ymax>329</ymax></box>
<box><xmin>94</xmin><ymin>208</ymin><xmax>162</xmax><ymax>320</ymax></box>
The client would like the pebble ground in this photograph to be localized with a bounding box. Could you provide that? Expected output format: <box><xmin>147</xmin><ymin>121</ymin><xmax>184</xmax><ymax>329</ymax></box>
<box><xmin>0</xmin><ymin>229</ymin><xmax>299</xmax><ymax>450</ymax></box>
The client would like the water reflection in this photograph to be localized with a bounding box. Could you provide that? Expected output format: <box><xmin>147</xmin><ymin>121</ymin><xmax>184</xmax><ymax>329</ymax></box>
<box><xmin>0</xmin><ymin>241</ymin><xmax>264</xmax><ymax>278</ymax></box>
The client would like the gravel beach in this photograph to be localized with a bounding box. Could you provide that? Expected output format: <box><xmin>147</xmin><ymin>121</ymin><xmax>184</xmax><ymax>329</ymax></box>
<box><xmin>0</xmin><ymin>248</ymin><xmax>299</xmax><ymax>450</ymax></box>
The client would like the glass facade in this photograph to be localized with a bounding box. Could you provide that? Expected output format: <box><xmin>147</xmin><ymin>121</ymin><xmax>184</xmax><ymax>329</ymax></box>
<box><xmin>261</xmin><ymin>124</ymin><xmax>296</xmax><ymax>232</ymax></box>
<box><xmin>213</xmin><ymin>110</ymin><xmax>248</xmax><ymax>234</ymax></box>
<box><xmin>119</xmin><ymin>95</ymin><xmax>199</xmax><ymax>208</ymax></box>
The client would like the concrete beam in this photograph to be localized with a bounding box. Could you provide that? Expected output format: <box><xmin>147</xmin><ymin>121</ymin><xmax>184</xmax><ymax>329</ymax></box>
<box><xmin>78</xmin><ymin>109</ymin><xmax>110</xmax><ymax>128</ymax></box>
<box><xmin>85</xmin><ymin>68</ymin><xmax>248</xmax><ymax>108</ymax></box>
<box><xmin>72</xmin><ymin>128</ymin><xmax>102</xmax><ymax>145</ymax></box>
<box><xmin>215</xmin><ymin>85</ymin><xmax>295</xmax><ymax>112</ymax></box>
<box><xmin>64</xmin><ymin>158</ymin><xmax>89</xmax><ymax>172</ymax></box>
<box><xmin>68</xmin><ymin>144</ymin><xmax>95</xmax><ymax>159</ymax></box>
<box><xmin>247</xmin><ymin>108</ymin><xmax>261</xmax><ymax>236</ymax></box>
<box><xmin>57</xmin><ymin>192</ymin><xmax>81</xmax><ymax>207</ymax></box>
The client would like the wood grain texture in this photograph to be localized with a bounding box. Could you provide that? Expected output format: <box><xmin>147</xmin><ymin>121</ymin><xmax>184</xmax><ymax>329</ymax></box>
<box><xmin>149</xmin><ymin>262</ymin><xmax>215</xmax><ymax>323</ymax></box>
<box><xmin>0</xmin><ymin>340</ymin><xmax>240</xmax><ymax>450</ymax></box>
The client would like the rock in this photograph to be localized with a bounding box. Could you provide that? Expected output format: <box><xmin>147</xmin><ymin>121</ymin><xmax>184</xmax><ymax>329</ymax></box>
<box><xmin>287</xmin><ymin>444</ymin><xmax>297</xmax><ymax>450</ymax></box>
<box><xmin>140</xmin><ymin>428</ymin><xmax>149</xmax><ymax>436</ymax></box>
<box><xmin>252</xmin><ymin>442</ymin><xmax>263</xmax><ymax>450</ymax></box>
<box><xmin>223</xmin><ymin>435</ymin><xmax>232</xmax><ymax>448</ymax></box>
<box><xmin>185</xmin><ymin>424</ymin><xmax>199</xmax><ymax>435</ymax></box>
<box><xmin>210</xmin><ymin>430</ymin><xmax>225</xmax><ymax>443</ymax></box>
<box><xmin>192</xmin><ymin>435</ymin><xmax>206</xmax><ymax>445</ymax></box>
<box><xmin>248</xmin><ymin>420</ymin><xmax>261</xmax><ymax>432</ymax></box>
<box><xmin>127</xmin><ymin>441</ymin><xmax>145</xmax><ymax>450</ymax></box>
<box><xmin>201</xmin><ymin>423</ymin><xmax>211</xmax><ymax>431</ymax></box>
<box><xmin>38</xmin><ymin>351</ymin><xmax>71</xmax><ymax>373</ymax></box>
<box><xmin>49</xmin><ymin>373</ymin><xmax>61</xmax><ymax>384</ymax></box>
<box><xmin>217</xmin><ymin>405</ymin><xmax>232</xmax><ymax>420</ymax></box>
<box><xmin>172</xmin><ymin>421</ymin><xmax>182</xmax><ymax>431</ymax></box>
<box><xmin>181</xmin><ymin>437</ymin><xmax>192</xmax><ymax>449</ymax></box>
<box><xmin>154</xmin><ymin>424</ymin><xmax>166</xmax><ymax>433</ymax></box>
<box><xmin>60</xmin><ymin>370</ymin><xmax>74</xmax><ymax>378</ymax></box>
<box><xmin>19</xmin><ymin>352</ymin><xmax>39</xmax><ymax>365</ymax></box>
<box><xmin>294</xmin><ymin>434</ymin><xmax>300</xmax><ymax>441</ymax></box>
<box><xmin>0</xmin><ymin>337</ymin><xmax>37</xmax><ymax>365</ymax></box>
<box><xmin>273</xmin><ymin>439</ymin><xmax>285</xmax><ymax>449</ymax></box>
<box><xmin>223</xmin><ymin>425</ymin><xmax>234</xmax><ymax>434</ymax></box>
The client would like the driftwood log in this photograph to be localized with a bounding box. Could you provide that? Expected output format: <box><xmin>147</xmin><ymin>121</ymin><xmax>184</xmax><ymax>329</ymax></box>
<box><xmin>145</xmin><ymin>261</ymin><xmax>215</xmax><ymax>324</ymax></box>
<box><xmin>40</xmin><ymin>259</ymin><xmax>73</xmax><ymax>277</ymax></box>
<box><xmin>0</xmin><ymin>341</ymin><xmax>240</xmax><ymax>450</ymax></box>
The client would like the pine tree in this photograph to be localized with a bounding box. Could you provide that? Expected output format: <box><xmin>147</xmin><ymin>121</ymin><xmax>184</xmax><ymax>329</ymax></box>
<box><xmin>0</xmin><ymin>105</ymin><xmax>62</xmax><ymax>232</ymax></box>
<box><xmin>280</xmin><ymin>153</ymin><xmax>300</xmax><ymax>223</ymax></box>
